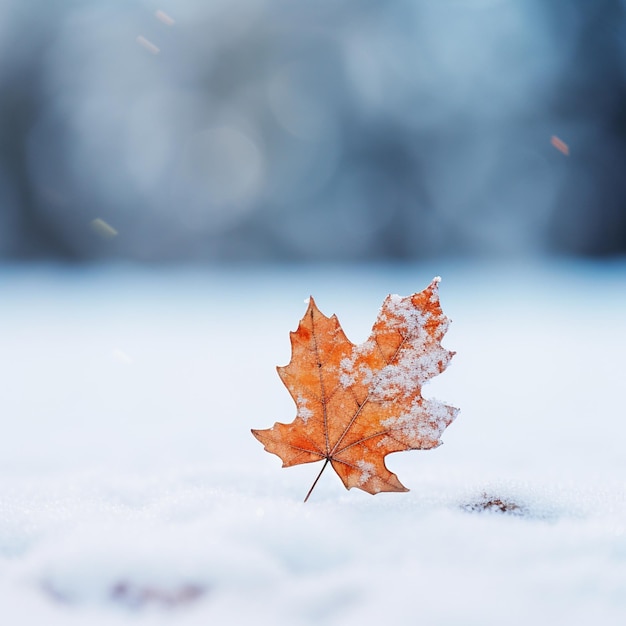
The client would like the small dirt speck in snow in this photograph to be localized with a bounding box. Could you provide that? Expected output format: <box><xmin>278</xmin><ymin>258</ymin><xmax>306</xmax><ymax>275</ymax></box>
<box><xmin>461</xmin><ymin>493</ymin><xmax>527</xmax><ymax>517</ymax></box>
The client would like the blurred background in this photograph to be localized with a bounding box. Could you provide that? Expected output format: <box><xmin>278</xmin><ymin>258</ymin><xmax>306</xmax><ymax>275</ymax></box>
<box><xmin>1</xmin><ymin>0</ymin><xmax>626</xmax><ymax>263</ymax></box>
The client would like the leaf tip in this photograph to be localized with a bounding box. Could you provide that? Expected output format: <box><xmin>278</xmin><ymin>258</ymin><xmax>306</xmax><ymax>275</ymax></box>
<box><xmin>428</xmin><ymin>276</ymin><xmax>442</xmax><ymax>298</ymax></box>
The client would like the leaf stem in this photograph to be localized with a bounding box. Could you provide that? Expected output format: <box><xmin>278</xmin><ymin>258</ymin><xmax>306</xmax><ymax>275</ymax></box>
<box><xmin>303</xmin><ymin>458</ymin><xmax>329</xmax><ymax>503</ymax></box>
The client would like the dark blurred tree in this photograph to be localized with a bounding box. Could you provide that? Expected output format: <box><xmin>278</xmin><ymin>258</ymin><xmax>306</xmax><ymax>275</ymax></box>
<box><xmin>547</xmin><ymin>0</ymin><xmax>626</xmax><ymax>255</ymax></box>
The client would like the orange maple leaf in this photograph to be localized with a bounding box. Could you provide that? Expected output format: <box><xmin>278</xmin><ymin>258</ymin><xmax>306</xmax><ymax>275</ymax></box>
<box><xmin>252</xmin><ymin>277</ymin><xmax>459</xmax><ymax>501</ymax></box>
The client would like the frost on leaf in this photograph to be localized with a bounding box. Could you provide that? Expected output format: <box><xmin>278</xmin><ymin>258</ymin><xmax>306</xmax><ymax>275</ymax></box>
<box><xmin>251</xmin><ymin>277</ymin><xmax>459</xmax><ymax>501</ymax></box>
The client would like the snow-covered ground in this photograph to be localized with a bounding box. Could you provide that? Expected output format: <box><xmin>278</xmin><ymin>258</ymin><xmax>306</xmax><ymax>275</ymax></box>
<box><xmin>1</xmin><ymin>261</ymin><xmax>625</xmax><ymax>625</ymax></box>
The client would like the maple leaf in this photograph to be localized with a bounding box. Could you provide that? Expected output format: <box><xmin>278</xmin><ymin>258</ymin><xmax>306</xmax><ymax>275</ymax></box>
<box><xmin>252</xmin><ymin>277</ymin><xmax>459</xmax><ymax>502</ymax></box>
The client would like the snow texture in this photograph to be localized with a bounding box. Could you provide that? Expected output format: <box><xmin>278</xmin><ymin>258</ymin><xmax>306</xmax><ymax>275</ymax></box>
<box><xmin>296</xmin><ymin>396</ymin><xmax>314</xmax><ymax>423</ymax></box>
<box><xmin>1</xmin><ymin>262</ymin><xmax>625</xmax><ymax>625</ymax></box>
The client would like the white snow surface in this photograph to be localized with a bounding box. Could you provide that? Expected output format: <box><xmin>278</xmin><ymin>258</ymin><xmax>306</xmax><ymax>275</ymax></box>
<box><xmin>1</xmin><ymin>261</ymin><xmax>625</xmax><ymax>625</ymax></box>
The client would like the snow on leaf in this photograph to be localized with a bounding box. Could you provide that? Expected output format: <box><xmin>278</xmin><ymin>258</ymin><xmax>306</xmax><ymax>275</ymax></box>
<box><xmin>251</xmin><ymin>278</ymin><xmax>459</xmax><ymax>501</ymax></box>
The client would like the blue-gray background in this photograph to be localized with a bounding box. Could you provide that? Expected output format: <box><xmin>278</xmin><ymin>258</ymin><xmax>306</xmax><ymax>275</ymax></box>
<box><xmin>1</xmin><ymin>0</ymin><xmax>626</xmax><ymax>262</ymax></box>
